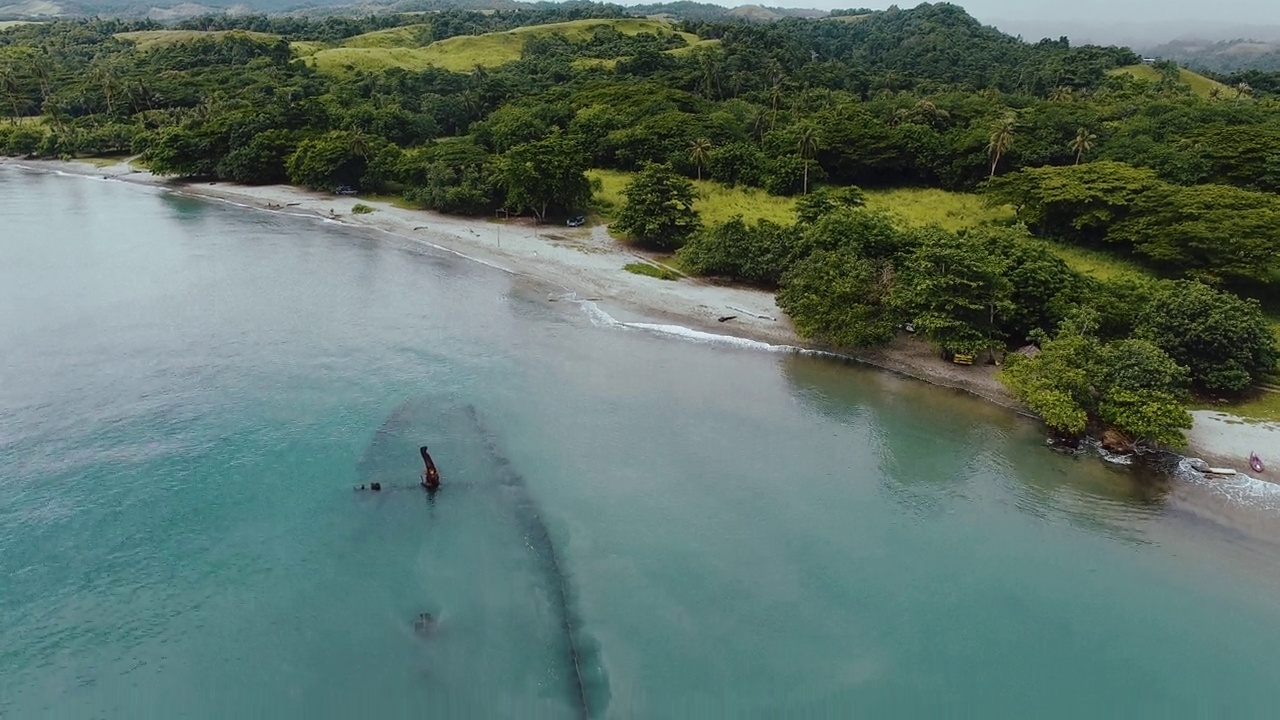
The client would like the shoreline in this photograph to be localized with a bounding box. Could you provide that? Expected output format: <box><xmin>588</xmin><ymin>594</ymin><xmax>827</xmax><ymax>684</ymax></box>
<box><xmin>4</xmin><ymin>155</ymin><xmax>1273</xmax><ymax>479</ymax></box>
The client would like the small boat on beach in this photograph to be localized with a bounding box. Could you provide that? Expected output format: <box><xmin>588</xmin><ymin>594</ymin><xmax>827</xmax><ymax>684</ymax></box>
<box><xmin>1205</xmin><ymin>467</ymin><xmax>1238</xmax><ymax>476</ymax></box>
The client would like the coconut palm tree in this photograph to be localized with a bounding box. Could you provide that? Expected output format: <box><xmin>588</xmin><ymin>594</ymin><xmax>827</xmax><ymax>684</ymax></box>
<box><xmin>696</xmin><ymin>48</ymin><xmax>722</xmax><ymax>99</ymax></box>
<box><xmin>0</xmin><ymin>66</ymin><xmax>22</xmax><ymax>125</ymax></box>
<box><xmin>347</xmin><ymin>127</ymin><xmax>371</xmax><ymax>158</ymax></box>
<box><xmin>1069</xmin><ymin>127</ymin><xmax>1096</xmax><ymax>165</ymax></box>
<box><xmin>728</xmin><ymin>72</ymin><xmax>746</xmax><ymax>99</ymax></box>
<box><xmin>748</xmin><ymin>106</ymin><xmax>769</xmax><ymax>145</ymax></box>
<box><xmin>987</xmin><ymin>114</ymin><xmax>1016</xmax><ymax>179</ymax></box>
<box><xmin>88</xmin><ymin>59</ymin><xmax>120</xmax><ymax>118</ymax></box>
<box><xmin>1048</xmin><ymin>86</ymin><xmax>1074</xmax><ymax>102</ymax></box>
<box><xmin>688</xmin><ymin>138</ymin><xmax>712</xmax><ymax>181</ymax></box>
<box><xmin>796</xmin><ymin>123</ymin><xmax>820</xmax><ymax>195</ymax></box>
<box><xmin>769</xmin><ymin>80</ymin><xmax>785</xmax><ymax>130</ymax></box>
<box><xmin>31</xmin><ymin>54</ymin><xmax>52</xmax><ymax>101</ymax></box>
<box><xmin>1234</xmin><ymin>81</ymin><xmax>1252</xmax><ymax>102</ymax></box>
<box><xmin>1208</xmin><ymin>86</ymin><xmax>1221</xmax><ymax>101</ymax></box>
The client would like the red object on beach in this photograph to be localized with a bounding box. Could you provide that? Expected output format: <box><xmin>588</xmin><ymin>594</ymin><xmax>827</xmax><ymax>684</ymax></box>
<box><xmin>1251</xmin><ymin>453</ymin><xmax>1265</xmax><ymax>473</ymax></box>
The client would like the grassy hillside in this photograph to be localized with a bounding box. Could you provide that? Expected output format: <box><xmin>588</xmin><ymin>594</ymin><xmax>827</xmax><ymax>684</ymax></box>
<box><xmin>305</xmin><ymin>47</ymin><xmax>440</xmax><ymax>73</ymax></box>
<box><xmin>115</xmin><ymin>29</ymin><xmax>280</xmax><ymax>51</ymax></box>
<box><xmin>0</xmin><ymin>20</ymin><xmax>37</xmax><ymax>30</ymax></box>
<box><xmin>337</xmin><ymin>23</ymin><xmax>433</xmax><ymax>49</ymax></box>
<box><xmin>1108</xmin><ymin>63</ymin><xmax>1229</xmax><ymax>99</ymax></box>
<box><xmin>304</xmin><ymin>17</ymin><xmax>695</xmax><ymax>74</ymax></box>
<box><xmin>589</xmin><ymin>169</ymin><xmax>797</xmax><ymax>226</ymax></box>
<box><xmin>667</xmin><ymin>37</ymin><xmax>721</xmax><ymax>56</ymax></box>
<box><xmin>862</xmin><ymin>187</ymin><xmax>1012</xmax><ymax>231</ymax></box>
<box><xmin>589</xmin><ymin>172</ymin><xmax>1013</xmax><ymax>232</ymax></box>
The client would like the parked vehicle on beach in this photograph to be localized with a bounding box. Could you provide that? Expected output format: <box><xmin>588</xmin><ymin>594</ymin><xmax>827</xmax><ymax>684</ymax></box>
<box><xmin>566</xmin><ymin>215</ymin><xmax>586</xmax><ymax>227</ymax></box>
<box><xmin>334</xmin><ymin>185</ymin><xmax>357</xmax><ymax>196</ymax></box>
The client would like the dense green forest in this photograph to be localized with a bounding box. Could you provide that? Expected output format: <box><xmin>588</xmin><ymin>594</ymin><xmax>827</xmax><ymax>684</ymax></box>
<box><xmin>2</xmin><ymin>2</ymin><xmax>1278</xmax><ymax>448</ymax></box>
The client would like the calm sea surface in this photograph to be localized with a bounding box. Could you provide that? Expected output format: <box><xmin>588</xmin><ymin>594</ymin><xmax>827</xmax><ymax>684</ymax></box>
<box><xmin>3</xmin><ymin>165</ymin><xmax>1280</xmax><ymax>718</ymax></box>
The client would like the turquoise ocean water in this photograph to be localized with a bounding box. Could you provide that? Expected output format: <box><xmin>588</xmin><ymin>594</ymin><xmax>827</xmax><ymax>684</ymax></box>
<box><xmin>4</xmin><ymin>165</ymin><xmax>1280</xmax><ymax>718</ymax></box>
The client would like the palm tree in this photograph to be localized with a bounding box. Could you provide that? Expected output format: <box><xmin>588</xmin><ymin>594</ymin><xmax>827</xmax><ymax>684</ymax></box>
<box><xmin>347</xmin><ymin>127</ymin><xmax>371</xmax><ymax>158</ymax></box>
<box><xmin>796</xmin><ymin>123</ymin><xmax>820</xmax><ymax>195</ymax></box>
<box><xmin>728</xmin><ymin>72</ymin><xmax>745</xmax><ymax>99</ymax></box>
<box><xmin>697</xmin><ymin>49</ymin><xmax>722</xmax><ymax>99</ymax></box>
<box><xmin>1208</xmin><ymin>86</ymin><xmax>1222</xmax><ymax>101</ymax></box>
<box><xmin>89</xmin><ymin>60</ymin><xmax>120</xmax><ymax>118</ymax></box>
<box><xmin>1069</xmin><ymin>127</ymin><xmax>1096</xmax><ymax>165</ymax></box>
<box><xmin>987</xmin><ymin>114</ymin><xmax>1016</xmax><ymax>179</ymax></box>
<box><xmin>688</xmin><ymin>138</ymin><xmax>712</xmax><ymax>181</ymax></box>
<box><xmin>31</xmin><ymin>54</ymin><xmax>53</xmax><ymax>101</ymax></box>
<box><xmin>459</xmin><ymin>90</ymin><xmax>481</xmax><ymax>120</ymax></box>
<box><xmin>1234</xmin><ymin>81</ymin><xmax>1252</xmax><ymax>102</ymax></box>
<box><xmin>1048</xmin><ymin>86</ymin><xmax>1073</xmax><ymax>102</ymax></box>
<box><xmin>0</xmin><ymin>66</ymin><xmax>22</xmax><ymax>125</ymax></box>
<box><xmin>748</xmin><ymin>106</ymin><xmax>769</xmax><ymax>145</ymax></box>
<box><xmin>769</xmin><ymin>80</ymin><xmax>785</xmax><ymax>130</ymax></box>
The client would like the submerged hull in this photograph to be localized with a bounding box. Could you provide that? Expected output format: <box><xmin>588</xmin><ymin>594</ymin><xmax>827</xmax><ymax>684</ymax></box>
<box><xmin>353</xmin><ymin>399</ymin><xmax>597</xmax><ymax>718</ymax></box>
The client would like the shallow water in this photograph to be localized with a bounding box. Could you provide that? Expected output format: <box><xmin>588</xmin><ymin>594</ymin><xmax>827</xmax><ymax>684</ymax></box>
<box><xmin>4</xmin><ymin>165</ymin><xmax>1280</xmax><ymax>717</ymax></box>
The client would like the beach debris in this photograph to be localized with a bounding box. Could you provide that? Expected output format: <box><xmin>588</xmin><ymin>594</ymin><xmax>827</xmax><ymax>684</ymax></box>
<box><xmin>717</xmin><ymin>315</ymin><xmax>738</xmax><ymax>323</ymax></box>
<box><xmin>726</xmin><ymin>305</ymin><xmax>775</xmax><ymax>321</ymax></box>
<box><xmin>1100</xmin><ymin>428</ymin><xmax>1134</xmax><ymax>454</ymax></box>
<box><xmin>1206</xmin><ymin>467</ymin><xmax>1238</xmax><ymax>476</ymax></box>
<box><xmin>286</xmin><ymin>202</ymin><xmax>301</xmax><ymax>207</ymax></box>
<box><xmin>1251</xmin><ymin>452</ymin><xmax>1265</xmax><ymax>473</ymax></box>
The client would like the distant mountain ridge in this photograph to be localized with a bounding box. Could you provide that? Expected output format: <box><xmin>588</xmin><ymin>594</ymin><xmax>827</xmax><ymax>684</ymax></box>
<box><xmin>1141</xmin><ymin>38</ymin><xmax>1280</xmax><ymax>73</ymax></box>
<box><xmin>7</xmin><ymin>0</ymin><xmax>1280</xmax><ymax>75</ymax></box>
<box><xmin>0</xmin><ymin>0</ymin><xmax>841</xmax><ymax>21</ymax></box>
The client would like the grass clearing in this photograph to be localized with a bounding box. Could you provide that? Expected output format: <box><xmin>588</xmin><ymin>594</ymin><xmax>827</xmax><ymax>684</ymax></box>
<box><xmin>289</xmin><ymin>41</ymin><xmax>326</xmax><ymax>58</ymax></box>
<box><xmin>339</xmin><ymin>23</ymin><xmax>433</xmax><ymax>48</ymax></box>
<box><xmin>306</xmin><ymin>46</ymin><xmax>442</xmax><ymax>73</ymax></box>
<box><xmin>667</xmin><ymin>38</ymin><xmax>721</xmax><ymax>56</ymax></box>
<box><xmin>356</xmin><ymin>193</ymin><xmax>419</xmax><ymax>210</ymax></box>
<box><xmin>1039</xmin><ymin>242</ymin><xmax>1150</xmax><ymax>281</ymax></box>
<box><xmin>115</xmin><ymin>30</ymin><xmax>280</xmax><ymax>51</ymax></box>
<box><xmin>624</xmin><ymin>262</ymin><xmax>680</xmax><ymax>280</ymax></box>
<box><xmin>0</xmin><ymin>21</ymin><xmax>37</xmax><ymax>30</ymax></box>
<box><xmin>310</xmin><ymin>17</ymin><xmax>694</xmax><ymax>74</ymax></box>
<box><xmin>1109</xmin><ymin>64</ymin><xmax>1229</xmax><ymax>99</ymax></box>
<box><xmin>588</xmin><ymin>169</ymin><xmax>798</xmax><ymax>226</ymax></box>
<box><xmin>592</xmin><ymin>174</ymin><xmax>1018</xmax><ymax>229</ymax></box>
<box><xmin>862</xmin><ymin>187</ymin><xmax>1013</xmax><ymax>231</ymax></box>
<box><xmin>1195</xmin><ymin>389</ymin><xmax>1280</xmax><ymax>423</ymax></box>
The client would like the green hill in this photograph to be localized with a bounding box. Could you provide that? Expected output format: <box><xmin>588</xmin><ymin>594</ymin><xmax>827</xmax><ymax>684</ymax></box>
<box><xmin>304</xmin><ymin>17</ymin><xmax>696</xmax><ymax>74</ymax></box>
<box><xmin>336</xmin><ymin>23</ymin><xmax>435</xmax><ymax>49</ymax></box>
<box><xmin>1108</xmin><ymin>63</ymin><xmax>1229</xmax><ymax>99</ymax></box>
<box><xmin>115</xmin><ymin>30</ymin><xmax>281</xmax><ymax>51</ymax></box>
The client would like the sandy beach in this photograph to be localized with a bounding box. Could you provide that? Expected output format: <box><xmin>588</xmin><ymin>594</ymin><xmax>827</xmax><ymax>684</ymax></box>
<box><xmin>4</xmin><ymin>155</ymin><xmax>1272</xmax><ymax>478</ymax></box>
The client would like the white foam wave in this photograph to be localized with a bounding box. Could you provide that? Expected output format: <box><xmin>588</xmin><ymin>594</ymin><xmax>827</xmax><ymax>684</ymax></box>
<box><xmin>562</xmin><ymin>295</ymin><xmax>819</xmax><ymax>354</ymax></box>
<box><xmin>1173</xmin><ymin>457</ymin><xmax>1280</xmax><ymax>511</ymax></box>
<box><xmin>623</xmin><ymin>322</ymin><xmax>801</xmax><ymax>352</ymax></box>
